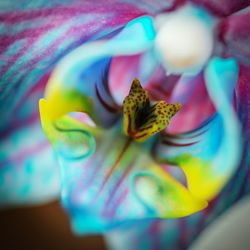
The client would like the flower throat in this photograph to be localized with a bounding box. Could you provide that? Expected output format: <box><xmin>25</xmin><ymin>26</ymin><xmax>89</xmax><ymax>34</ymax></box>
<box><xmin>123</xmin><ymin>78</ymin><xmax>181</xmax><ymax>142</ymax></box>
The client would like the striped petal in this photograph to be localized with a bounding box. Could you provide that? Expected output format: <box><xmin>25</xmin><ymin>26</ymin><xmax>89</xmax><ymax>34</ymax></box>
<box><xmin>0</xmin><ymin>73</ymin><xmax>61</xmax><ymax>207</ymax></box>
<box><xmin>154</xmin><ymin>57</ymin><xmax>242</xmax><ymax>201</ymax></box>
<box><xmin>0</xmin><ymin>1</ymin><xmax>157</xmax><ymax>207</ymax></box>
<box><xmin>41</xmin><ymin>112</ymin><xmax>207</xmax><ymax>234</ymax></box>
<box><xmin>42</xmin><ymin>16</ymin><xmax>156</xmax><ymax>127</ymax></box>
<box><xmin>0</xmin><ymin>1</ymin><xmax>149</xmax><ymax>130</ymax></box>
<box><xmin>0</xmin><ymin>119</ymin><xmax>60</xmax><ymax>208</ymax></box>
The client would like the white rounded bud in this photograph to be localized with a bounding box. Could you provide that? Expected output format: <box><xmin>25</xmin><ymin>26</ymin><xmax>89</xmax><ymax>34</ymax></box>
<box><xmin>155</xmin><ymin>8</ymin><xmax>214</xmax><ymax>75</ymax></box>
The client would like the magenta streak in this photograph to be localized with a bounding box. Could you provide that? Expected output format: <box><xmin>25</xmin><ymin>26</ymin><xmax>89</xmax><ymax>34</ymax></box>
<box><xmin>227</xmin><ymin>167</ymin><xmax>242</xmax><ymax>195</ymax></box>
<box><xmin>104</xmin><ymin>160</ymin><xmax>135</xmax><ymax>212</ymax></box>
<box><xmin>234</xmin><ymin>147</ymin><xmax>250</xmax><ymax>199</ymax></box>
<box><xmin>0</xmin><ymin>4</ymin><xmax>145</xmax><ymax>23</ymax></box>
<box><xmin>196</xmin><ymin>194</ymin><xmax>219</xmax><ymax>232</ymax></box>
<box><xmin>1</xmin><ymin>4</ymin><xmax>145</xmax><ymax>74</ymax></box>
<box><xmin>1</xmin><ymin>11</ymin><xmax>146</xmax><ymax>112</ymax></box>
<box><xmin>0</xmin><ymin>73</ymin><xmax>50</xmax><ymax>139</ymax></box>
<box><xmin>226</xmin><ymin>144</ymin><xmax>249</xmax><ymax>196</ymax></box>
<box><xmin>93</xmin><ymin>139</ymin><xmax>132</xmax><ymax>201</ymax></box>
<box><xmin>238</xmin><ymin>164</ymin><xmax>250</xmax><ymax>197</ymax></box>
<box><xmin>14</xmin><ymin>72</ymin><xmax>50</xmax><ymax>110</ymax></box>
<box><xmin>0</xmin><ymin>24</ymin><xmax>59</xmax><ymax>53</ymax></box>
<box><xmin>102</xmin><ymin>67</ymin><xmax>121</xmax><ymax>110</ymax></box>
<box><xmin>1</xmin><ymin>22</ymin><xmax>97</xmax><ymax>100</ymax></box>
<box><xmin>108</xmin><ymin>187</ymin><xmax>129</xmax><ymax>217</ymax></box>
<box><xmin>147</xmin><ymin>80</ymin><xmax>174</xmax><ymax>101</ymax></box>
<box><xmin>74</xmin><ymin>136</ymin><xmax>115</xmax><ymax>193</ymax></box>
<box><xmin>0</xmin><ymin>39</ymin><xmax>29</xmax><ymax>76</ymax></box>
<box><xmin>0</xmin><ymin>139</ymin><xmax>49</xmax><ymax>169</ymax></box>
<box><xmin>0</xmin><ymin>15</ymin><xmax>77</xmax><ymax>77</ymax></box>
<box><xmin>161</xmin><ymin>140</ymin><xmax>198</xmax><ymax>147</ymax></box>
<box><xmin>148</xmin><ymin>221</ymin><xmax>162</xmax><ymax>250</ymax></box>
<box><xmin>148</xmin><ymin>89</ymin><xmax>168</xmax><ymax>101</ymax></box>
<box><xmin>0</xmin><ymin>27</ymin><xmax>56</xmax><ymax>79</ymax></box>
<box><xmin>178</xmin><ymin>218</ymin><xmax>188</xmax><ymax>249</ymax></box>
<box><xmin>0</xmin><ymin>113</ymin><xmax>40</xmax><ymax>141</ymax></box>
<box><xmin>148</xmin><ymin>83</ymin><xmax>168</xmax><ymax>96</ymax></box>
<box><xmin>3</xmin><ymin>15</ymin><xmax>135</xmax><ymax>89</ymax></box>
<box><xmin>73</xmin><ymin>142</ymin><xmax>102</xmax><ymax>190</ymax></box>
<box><xmin>161</xmin><ymin>126</ymin><xmax>208</xmax><ymax>139</ymax></box>
<box><xmin>75</xmin><ymin>127</ymin><xmax>122</xmax><ymax>189</ymax></box>
<box><xmin>95</xmin><ymin>84</ymin><xmax>120</xmax><ymax>113</ymax></box>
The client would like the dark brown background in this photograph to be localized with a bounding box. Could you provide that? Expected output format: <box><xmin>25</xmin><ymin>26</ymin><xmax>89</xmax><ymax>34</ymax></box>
<box><xmin>0</xmin><ymin>201</ymin><xmax>106</xmax><ymax>250</ymax></box>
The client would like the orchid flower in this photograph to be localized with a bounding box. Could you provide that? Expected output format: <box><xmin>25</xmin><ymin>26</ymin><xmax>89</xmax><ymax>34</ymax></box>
<box><xmin>1</xmin><ymin>1</ymin><xmax>250</xmax><ymax>250</ymax></box>
<box><xmin>39</xmin><ymin>1</ymin><xmax>244</xmax><ymax>233</ymax></box>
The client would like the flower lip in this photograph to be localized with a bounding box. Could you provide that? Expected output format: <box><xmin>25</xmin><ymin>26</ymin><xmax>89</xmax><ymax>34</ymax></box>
<box><xmin>123</xmin><ymin>78</ymin><xmax>181</xmax><ymax>142</ymax></box>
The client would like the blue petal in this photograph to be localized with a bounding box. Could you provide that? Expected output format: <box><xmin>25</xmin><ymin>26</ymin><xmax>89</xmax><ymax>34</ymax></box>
<box><xmin>154</xmin><ymin>57</ymin><xmax>242</xmax><ymax>201</ymax></box>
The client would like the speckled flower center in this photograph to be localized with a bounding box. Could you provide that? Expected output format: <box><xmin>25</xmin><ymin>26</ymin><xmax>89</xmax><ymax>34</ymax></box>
<box><xmin>123</xmin><ymin>78</ymin><xmax>181</xmax><ymax>142</ymax></box>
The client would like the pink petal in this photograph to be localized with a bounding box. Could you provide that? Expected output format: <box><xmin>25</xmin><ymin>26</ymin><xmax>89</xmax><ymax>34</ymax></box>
<box><xmin>167</xmin><ymin>73</ymin><xmax>215</xmax><ymax>133</ymax></box>
<box><xmin>191</xmin><ymin>0</ymin><xmax>250</xmax><ymax>17</ymax></box>
<box><xmin>109</xmin><ymin>54</ymin><xmax>143</xmax><ymax>104</ymax></box>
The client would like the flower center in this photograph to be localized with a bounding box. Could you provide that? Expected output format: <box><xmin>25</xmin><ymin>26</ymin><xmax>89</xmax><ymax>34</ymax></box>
<box><xmin>123</xmin><ymin>78</ymin><xmax>181</xmax><ymax>142</ymax></box>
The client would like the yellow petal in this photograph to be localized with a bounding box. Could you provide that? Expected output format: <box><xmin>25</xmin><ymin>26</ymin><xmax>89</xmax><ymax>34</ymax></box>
<box><xmin>133</xmin><ymin>160</ymin><xmax>208</xmax><ymax>218</ymax></box>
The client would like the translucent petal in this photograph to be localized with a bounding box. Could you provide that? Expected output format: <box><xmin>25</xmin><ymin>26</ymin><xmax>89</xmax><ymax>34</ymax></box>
<box><xmin>40</xmin><ymin>85</ymin><xmax>206</xmax><ymax>234</ymax></box>
<box><xmin>154</xmin><ymin>57</ymin><xmax>242</xmax><ymax>201</ymax></box>
<box><xmin>43</xmin><ymin>16</ymin><xmax>156</xmax><ymax>127</ymax></box>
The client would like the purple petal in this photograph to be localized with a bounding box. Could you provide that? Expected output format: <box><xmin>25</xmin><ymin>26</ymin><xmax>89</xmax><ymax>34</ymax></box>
<box><xmin>190</xmin><ymin>0</ymin><xmax>250</xmax><ymax>17</ymax></box>
<box><xmin>219</xmin><ymin>11</ymin><xmax>250</xmax><ymax>67</ymax></box>
<box><xmin>237</xmin><ymin>64</ymin><xmax>250</xmax><ymax>135</ymax></box>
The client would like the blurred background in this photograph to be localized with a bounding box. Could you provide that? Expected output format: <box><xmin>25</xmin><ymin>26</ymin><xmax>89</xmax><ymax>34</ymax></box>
<box><xmin>0</xmin><ymin>202</ymin><xmax>106</xmax><ymax>250</ymax></box>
